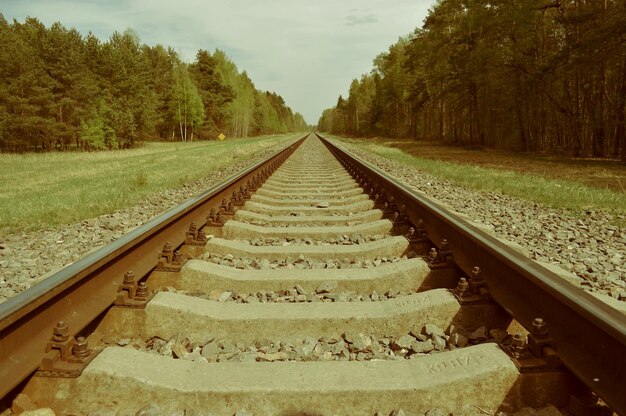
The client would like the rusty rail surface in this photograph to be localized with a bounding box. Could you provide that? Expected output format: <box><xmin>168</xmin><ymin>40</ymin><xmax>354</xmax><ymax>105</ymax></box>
<box><xmin>318</xmin><ymin>133</ymin><xmax>626</xmax><ymax>414</ymax></box>
<box><xmin>0</xmin><ymin>135</ymin><xmax>306</xmax><ymax>399</ymax></box>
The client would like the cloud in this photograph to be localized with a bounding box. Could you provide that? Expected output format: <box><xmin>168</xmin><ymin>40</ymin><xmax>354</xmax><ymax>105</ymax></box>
<box><xmin>1</xmin><ymin>0</ymin><xmax>432</xmax><ymax>124</ymax></box>
<box><xmin>346</xmin><ymin>13</ymin><xmax>379</xmax><ymax>26</ymax></box>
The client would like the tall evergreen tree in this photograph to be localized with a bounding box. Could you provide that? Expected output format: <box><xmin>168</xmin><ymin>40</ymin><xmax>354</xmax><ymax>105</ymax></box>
<box><xmin>318</xmin><ymin>0</ymin><xmax>626</xmax><ymax>160</ymax></box>
<box><xmin>0</xmin><ymin>16</ymin><xmax>306</xmax><ymax>151</ymax></box>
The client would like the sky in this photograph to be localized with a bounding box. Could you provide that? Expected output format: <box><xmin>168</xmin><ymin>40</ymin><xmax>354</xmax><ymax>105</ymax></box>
<box><xmin>1</xmin><ymin>0</ymin><xmax>433</xmax><ymax>124</ymax></box>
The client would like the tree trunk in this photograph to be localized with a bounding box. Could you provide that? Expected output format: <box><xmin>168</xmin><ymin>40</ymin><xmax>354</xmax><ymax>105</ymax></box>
<box><xmin>439</xmin><ymin>99</ymin><xmax>445</xmax><ymax>141</ymax></box>
<box><xmin>183</xmin><ymin>81</ymin><xmax>188</xmax><ymax>142</ymax></box>
<box><xmin>178</xmin><ymin>100</ymin><xmax>183</xmax><ymax>142</ymax></box>
<box><xmin>615</xmin><ymin>55</ymin><xmax>626</xmax><ymax>160</ymax></box>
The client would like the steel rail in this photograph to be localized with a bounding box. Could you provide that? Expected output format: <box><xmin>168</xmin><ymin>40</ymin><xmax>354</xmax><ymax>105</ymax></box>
<box><xmin>0</xmin><ymin>134</ymin><xmax>306</xmax><ymax>399</ymax></box>
<box><xmin>318</xmin><ymin>133</ymin><xmax>626</xmax><ymax>414</ymax></box>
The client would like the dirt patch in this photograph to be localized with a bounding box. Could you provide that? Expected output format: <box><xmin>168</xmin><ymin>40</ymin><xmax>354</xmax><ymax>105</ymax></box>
<box><xmin>365</xmin><ymin>137</ymin><xmax>626</xmax><ymax>193</ymax></box>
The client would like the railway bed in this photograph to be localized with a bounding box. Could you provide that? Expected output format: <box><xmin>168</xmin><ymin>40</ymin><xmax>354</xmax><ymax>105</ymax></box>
<box><xmin>1</xmin><ymin>133</ymin><xmax>625</xmax><ymax>415</ymax></box>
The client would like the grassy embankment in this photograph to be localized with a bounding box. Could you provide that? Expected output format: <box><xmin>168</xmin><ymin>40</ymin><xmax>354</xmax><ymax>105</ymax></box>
<box><xmin>0</xmin><ymin>133</ymin><xmax>301</xmax><ymax>232</ymax></box>
<box><xmin>331</xmin><ymin>135</ymin><xmax>626</xmax><ymax>215</ymax></box>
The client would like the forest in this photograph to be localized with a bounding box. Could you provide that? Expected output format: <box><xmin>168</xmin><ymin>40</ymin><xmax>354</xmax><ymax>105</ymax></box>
<box><xmin>0</xmin><ymin>16</ymin><xmax>308</xmax><ymax>152</ymax></box>
<box><xmin>318</xmin><ymin>0</ymin><xmax>626</xmax><ymax>160</ymax></box>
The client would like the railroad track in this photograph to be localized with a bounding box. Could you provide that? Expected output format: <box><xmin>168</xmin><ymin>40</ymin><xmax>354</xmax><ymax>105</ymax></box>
<box><xmin>1</xmin><ymin>133</ymin><xmax>625</xmax><ymax>415</ymax></box>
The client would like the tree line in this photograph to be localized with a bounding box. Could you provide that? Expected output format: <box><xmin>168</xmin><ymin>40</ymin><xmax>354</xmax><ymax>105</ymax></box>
<box><xmin>318</xmin><ymin>0</ymin><xmax>626</xmax><ymax>160</ymax></box>
<box><xmin>0</xmin><ymin>16</ymin><xmax>308</xmax><ymax>151</ymax></box>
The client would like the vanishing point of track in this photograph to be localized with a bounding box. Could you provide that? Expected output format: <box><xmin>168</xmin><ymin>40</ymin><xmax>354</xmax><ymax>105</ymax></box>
<box><xmin>1</xmin><ymin>133</ymin><xmax>625</xmax><ymax>415</ymax></box>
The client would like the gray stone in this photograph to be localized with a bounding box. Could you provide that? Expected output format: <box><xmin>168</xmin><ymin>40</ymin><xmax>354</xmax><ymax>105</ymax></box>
<box><xmin>424</xmin><ymin>323</ymin><xmax>445</xmax><ymax>338</ymax></box>
<box><xmin>330</xmin><ymin>339</ymin><xmax>347</xmax><ymax>354</ymax></box>
<box><xmin>410</xmin><ymin>330</ymin><xmax>428</xmax><ymax>342</ymax></box>
<box><xmin>186</xmin><ymin>331</ymin><xmax>215</xmax><ymax>346</ymax></box>
<box><xmin>116</xmin><ymin>338</ymin><xmax>131</xmax><ymax>346</ymax></box>
<box><xmin>412</xmin><ymin>340</ymin><xmax>434</xmax><ymax>353</ymax></box>
<box><xmin>393</xmin><ymin>335</ymin><xmax>415</xmax><ymax>350</ymax></box>
<box><xmin>172</xmin><ymin>343</ymin><xmax>188</xmax><ymax>358</ymax></box>
<box><xmin>316</xmin><ymin>201</ymin><xmax>330</xmax><ymax>208</ymax></box>
<box><xmin>469</xmin><ymin>326</ymin><xmax>489</xmax><ymax>341</ymax></box>
<box><xmin>449</xmin><ymin>332</ymin><xmax>468</xmax><ymax>348</ymax></box>
<box><xmin>201</xmin><ymin>342</ymin><xmax>221</xmax><ymax>358</ymax></box>
<box><xmin>256</xmin><ymin>351</ymin><xmax>287</xmax><ymax>362</ymax></box>
<box><xmin>257</xmin><ymin>341</ymin><xmax>277</xmax><ymax>354</ymax></box>
<box><xmin>313</xmin><ymin>343</ymin><xmax>328</xmax><ymax>358</ymax></box>
<box><xmin>344</xmin><ymin>332</ymin><xmax>372</xmax><ymax>352</ymax></box>
<box><xmin>218</xmin><ymin>291</ymin><xmax>233</xmax><ymax>302</ymax></box>
<box><xmin>150</xmin><ymin>338</ymin><xmax>166</xmax><ymax>351</ymax></box>
<box><xmin>315</xmin><ymin>281</ymin><xmax>337</xmax><ymax>294</ymax></box>
<box><xmin>103</xmin><ymin>219</ymin><xmax>121</xmax><ymax>231</ymax></box>
<box><xmin>432</xmin><ymin>335</ymin><xmax>447</xmax><ymax>351</ymax></box>
<box><xmin>159</xmin><ymin>339</ymin><xmax>175</xmax><ymax>357</ymax></box>
<box><xmin>299</xmin><ymin>337</ymin><xmax>317</xmax><ymax>357</ymax></box>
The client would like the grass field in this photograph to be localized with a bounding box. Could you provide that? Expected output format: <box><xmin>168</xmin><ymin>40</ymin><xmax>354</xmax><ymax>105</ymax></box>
<box><xmin>331</xmin><ymin>135</ymin><xmax>626</xmax><ymax>215</ymax></box>
<box><xmin>0</xmin><ymin>134</ymin><xmax>300</xmax><ymax>231</ymax></box>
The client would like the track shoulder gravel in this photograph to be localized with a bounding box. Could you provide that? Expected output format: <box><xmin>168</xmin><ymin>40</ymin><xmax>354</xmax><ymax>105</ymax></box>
<box><xmin>331</xmin><ymin>139</ymin><xmax>626</xmax><ymax>302</ymax></box>
<box><xmin>0</xmin><ymin>139</ymin><xmax>299</xmax><ymax>303</ymax></box>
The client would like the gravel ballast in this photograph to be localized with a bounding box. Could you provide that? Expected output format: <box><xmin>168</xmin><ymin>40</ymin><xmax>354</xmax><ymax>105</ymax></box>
<box><xmin>332</xmin><ymin>139</ymin><xmax>626</xmax><ymax>301</ymax></box>
<box><xmin>107</xmin><ymin>322</ymin><xmax>504</xmax><ymax>363</ymax></box>
<box><xmin>167</xmin><ymin>284</ymin><xmax>419</xmax><ymax>303</ymax></box>
<box><xmin>198</xmin><ymin>251</ymin><xmax>415</xmax><ymax>270</ymax></box>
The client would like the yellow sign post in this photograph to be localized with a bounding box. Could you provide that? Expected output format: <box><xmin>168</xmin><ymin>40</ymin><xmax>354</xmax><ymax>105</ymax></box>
<box><xmin>218</xmin><ymin>133</ymin><xmax>226</xmax><ymax>141</ymax></box>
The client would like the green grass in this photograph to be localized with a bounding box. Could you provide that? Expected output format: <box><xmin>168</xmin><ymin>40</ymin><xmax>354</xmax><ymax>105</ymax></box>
<box><xmin>0</xmin><ymin>134</ymin><xmax>301</xmax><ymax>231</ymax></box>
<box><xmin>333</xmin><ymin>137</ymin><xmax>626</xmax><ymax>215</ymax></box>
